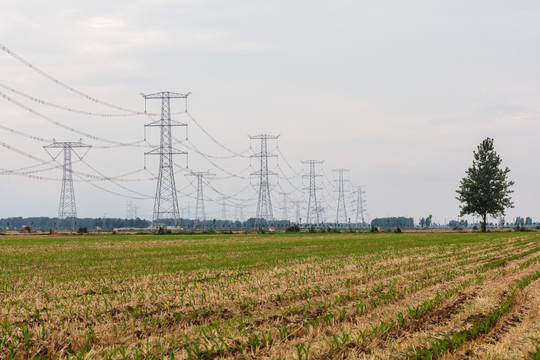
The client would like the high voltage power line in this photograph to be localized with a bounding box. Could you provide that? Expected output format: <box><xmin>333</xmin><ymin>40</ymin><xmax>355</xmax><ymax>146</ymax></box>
<box><xmin>0</xmin><ymin>43</ymin><xmax>147</xmax><ymax>115</ymax></box>
<box><xmin>1</xmin><ymin>44</ymin><xmax>368</xmax><ymax>227</ymax></box>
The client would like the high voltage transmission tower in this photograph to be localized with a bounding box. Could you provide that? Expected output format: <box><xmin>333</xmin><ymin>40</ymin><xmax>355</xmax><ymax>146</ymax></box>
<box><xmin>235</xmin><ymin>204</ymin><xmax>246</xmax><ymax>222</ymax></box>
<box><xmin>126</xmin><ymin>201</ymin><xmax>138</xmax><ymax>219</ymax></box>
<box><xmin>143</xmin><ymin>91</ymin><xmax>189</xmax><ymax>228</ymax></box>
<box><xmin>186</xmin><ymin>171</ymin><xmax>215</xmax><ymax>228</ymax></box>
<box><xmin>334</xmin><ymin>168</ymin><xmax>349</xmax><ymax>225</ymax></box>
<box><xmin>221</xmin><ymin>197</ymin><xmax>228</xmax><ymax>220</ymax></box>
<box><xmin>292</xmin><ymin>200</ymin><xmax>302</xmax><ymax>223</ymax></box>
<box><xmin>250</xmin><ymin>134</ymin><xmax>279</xmax><ymax>228</ymax></box>
<box><xmin>353</xmin><ymin>185</ymin><xmax>367</xmax><ymax>228</ymax></box>
<box><xmin>280</xmin><ymin>192</ymin><xmax>288</xmax><ymax>220</ymax></box>
<box><xmin>302</xmin><ymin>160</ymin><xmax>323</xmax><ymax>225</ymax></box>
<box><xmin>43</xmin><ymin>140</ymin><xmax>91</xmax><ymax>230</ymax></box>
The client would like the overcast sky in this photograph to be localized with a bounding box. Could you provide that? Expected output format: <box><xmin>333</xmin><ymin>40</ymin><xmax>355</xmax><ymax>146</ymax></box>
<box><xmin>1</xmin><ymin>0</ymin><xmax>539</xmax><ymax>224</ymax></box>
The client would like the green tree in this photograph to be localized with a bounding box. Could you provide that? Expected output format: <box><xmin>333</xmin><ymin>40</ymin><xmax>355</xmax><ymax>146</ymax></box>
<box><xmin>456</xmin><ymin>138</ymin><xmax>514</xmax><ymax>232</ymax></box>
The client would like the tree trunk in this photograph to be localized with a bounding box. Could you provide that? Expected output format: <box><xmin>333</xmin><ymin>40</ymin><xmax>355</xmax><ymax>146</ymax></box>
<box><xmin>482</xmin><ymin>214</ymin><xmax>487</xmax><ymax>232</ymax></box>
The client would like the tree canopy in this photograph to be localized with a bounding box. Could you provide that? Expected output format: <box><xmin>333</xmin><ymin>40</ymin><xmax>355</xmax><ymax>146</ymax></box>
<box><xmin>456</xmin><ymin>137</ymin><xmax>514</xmax><ymax>232</ymax></box>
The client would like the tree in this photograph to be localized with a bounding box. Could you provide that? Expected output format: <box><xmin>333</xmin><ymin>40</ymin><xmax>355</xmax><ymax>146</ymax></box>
<box><xmin>425</xmin><ymin>214</ymin><xmax>432</xmax><ymax>228</ymax></box>
<box><xmin>456</xmin><ymin>138</ymin><xmax>514</xmax><ymax>232</ymax></box>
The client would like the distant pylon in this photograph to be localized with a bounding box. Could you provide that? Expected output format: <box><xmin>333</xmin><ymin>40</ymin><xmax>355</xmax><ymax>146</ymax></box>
<box><xmin>280</xmin><ymin>192</ymin><xmax>289</xmax><ymax>220</ymax></box>
<box><xmin>186</xmin><ymin>171</ymin><xmax>215</xmax><ymax>228</ymax></box>
<box><xmin>143</xmin><ymin>91</ymin><xmax>189</xmax><ymax>228</ymax></box>
<box><xmin>43</xmin><ymin>139</ymin><xmax>91</xmax><ymax>230</ymax></box>
<box><xmin>302</xmin><ymin>160</ymin><xmax>323</xmax><ymax>225</ymax></box>
<box><xmin>239</xmin><ymin>204</ymin><xmax>245</xmax><ymax>221</ymax></box>
<box><xmin>334</xmin><ymin>168</ymin><xmax>349</xmax><ymax>224</ymax></box>
<box><xmin>126</xmin><ymin>201</ymin><xmax>137</xmax><ymax>219</ymax></box>
<box><xmin>353</xmin><ymin>185</ymin><xmax>367</xmax><ymax>228</ymax></box>
<box><xmin>221</xmin><ymin>197</ymin><xmax>227</xmax><ymax>220</ymax></box>
<box><xmin>186</xmin><ymin>202</ymin><xmax>191</xmax><ymax>219</ymax></box>
<box><xmin>250</xmin><ymin>134</ymin><xmax>279</xmax><ymax>228</ymax></box>
<box><xmin>292</xmin><ymin>200</ymin><xmax>302</xmax><ymax>223</ymax></box>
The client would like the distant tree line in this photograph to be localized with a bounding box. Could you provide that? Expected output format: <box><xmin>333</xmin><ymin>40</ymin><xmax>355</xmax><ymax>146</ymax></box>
<box><xmin>448</xmin><ymin>219</ymin><xmax>469</xmax><ymax>229</ymax></box>
<box><xmin>371</xmin><ymin>217</ymin><xmax>414</xmax><ymax>229</ymax></box>
<box><xmin>0</xmin><ymin>217</ymin><xmax>150</xmax><ymax>230</ymax></box>
<box><xmin>0</xmin><ymin>217</ymin><xmax>294</xmax><ymax>231</ymax></box>
<box><xmin>514</xmin><ymin>216</ymin><xmax>533</xmax><ymax>226</ymax></box>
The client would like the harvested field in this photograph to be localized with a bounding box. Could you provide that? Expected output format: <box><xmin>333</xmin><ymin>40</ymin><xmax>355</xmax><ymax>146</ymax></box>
<box><xmin>0</xmin><ymin>232</ymin><xmax>539</xmax><ymax>359</ymax></box>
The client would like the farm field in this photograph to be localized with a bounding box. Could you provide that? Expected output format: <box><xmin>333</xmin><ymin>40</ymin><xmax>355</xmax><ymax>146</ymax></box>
<box><xmin>0</xmin><ymin>232</ymin><xmax>539</xmax><ymax>359</ymax></box>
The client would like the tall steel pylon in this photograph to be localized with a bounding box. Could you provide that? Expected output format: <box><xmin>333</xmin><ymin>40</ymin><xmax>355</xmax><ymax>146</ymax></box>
<box><xmin>302</xmin><ymin>160</ymin><xmax>323</xmax><ymax>225</ymax></box>
<box><xmin>186</xmin><ymin>171</ymin><xmax>214</xmax><ymax>228</ymax></box>
<box><xmin>353</xmin><ymin>185</ymin><xmax>367</xmax><ymax>228</ymax></box>
<box><xmin>334</xmin><ymin>168</ymin><xmax>349</xmax><ymax>225</ymax></box>
<box><xmin>280</xmin><ymin>192</ymin><xmax>288</xmax><ymax>220</ymax></box>
<box><xmin>126</xmin><ymin>201</ymin><xmax>138</xmax><ymax>219</ymax></box>
<box><xmin>44</xmin><ymin>140</ymin><xmax>91</xmax><ymax>230</ymax></box>
<box><xmin>292</xmin><ymin>200</ymin><xmax>302</xmax><ymax>223</ymax></box>
<box><xmin>143</xmin><ymin>91</ymin><xmax>189</xmax><ymax>228</ymax></box>
<box><xmin>250</xmin><ymin>134</ymin><xmax>279</xmax><ymax>228</ymax></box>
<box><xmin>235</xmin><ymin>204</ymin><xmax>246</xmax><ymax>222</ymax></box>
<box><xmin>221</xmin><ymin>197</ymin><xmax>227</xmax><ymax>220</ymax></box>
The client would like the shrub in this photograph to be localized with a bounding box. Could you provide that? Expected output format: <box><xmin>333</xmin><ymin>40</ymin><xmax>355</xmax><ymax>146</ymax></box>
<box><xmin>77</xmin><ymin>226</ymin><xmax>88</xmax><ymax>234</ymax></box>
<box><xmin>394</xmin><ymin>227</ymin><xmax>402</xmax><ymax>233</ymax></box>
<box><xmin>370</xmin><ymin>225</ymin><xmax>379</xmax><ymax>233</ymax></box>
<box><xmin>285</xmin><ymin>224</ymin><xmax>301</xmax><ymax>233</ymax></box>
<box><xmin>308</xmin><ymin>226</ymin><xmax>316</xmax><ymax>233</ymax></box>
<box><xmin>157</xmin><ymin>227</ymin><xmax>172</xmax><ymax>235</ymax></box>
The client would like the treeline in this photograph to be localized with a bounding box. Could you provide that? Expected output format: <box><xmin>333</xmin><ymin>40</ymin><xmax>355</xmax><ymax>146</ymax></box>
<box><xmin>371</xmin><ymin>217</ymin><xmax>414</xmax><ymax>229</ymax></box>
<box><xmin>0</xmin><ymin>217</ymin><xmax>150</xmax><ymax>230</ymax></box>
<box><xmin>0</xmin><ymin>217</ymin><xmax>294</xmax><ymax>231</ymax></box>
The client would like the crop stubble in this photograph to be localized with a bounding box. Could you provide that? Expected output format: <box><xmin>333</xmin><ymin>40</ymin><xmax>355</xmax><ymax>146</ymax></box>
<box><xmin>0</xmin><ymin>232</ymin><xmax>539</xmax><ymax>359</ymax></box>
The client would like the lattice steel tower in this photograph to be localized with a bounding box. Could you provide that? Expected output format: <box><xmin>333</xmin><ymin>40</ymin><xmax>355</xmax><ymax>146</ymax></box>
<box><xmin>292</xmin><ymin>200</ymin><xmax>302</xmax><ymax>223</ymax></box>
<box><xmin>250</xmin><ymin>134</ymin><xmax>279</xmax><ymax>228</ymax></box>
<box><xmin>143</xmin><ymin>91</ymin><xmax>189</xmax><ymax>228</ymax></box>
<box><xmin>334</xmin><ymin>168</ymin><xmax>349</xmax><ymax>224</ymax></box>
<box><xmin>221</xmin><ymin>197</ymin><xmax>227</xmax><ymax>220</ymax></box>
<box><xmin>186</xmin><ymin>171</ymin><xmax>215</xmax><ymax>228</ymax></box>
<box><xmin>353</xmin><ymin>185</ymin><xmax>367</xmax><ymax>228</ymax></box>
<box><xmin>302</xmin><ymin>160</ymin><xmax>323</xmax><ymax>225</ymax></box>
<box><xmin>44</xmin><ymin>140</ymin><xmax>91</xmax><ymax>230</ymax></box>
<box><xmin>280</xmin><ymin>192</ymin><xmax>288</xmax><ymax>220</ymax></box>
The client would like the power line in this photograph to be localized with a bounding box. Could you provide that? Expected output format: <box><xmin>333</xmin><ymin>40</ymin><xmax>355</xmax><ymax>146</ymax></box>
<box><xmin>0</xmin><ymin>90</ymin><xmax>148</xmax><ymax>147</ymax></box>
<box><xmin>186</xmin><ymin>112</ymin><xmax>250</xmax><ymax>158</ymax></box>
<box><xmin>0</xmin><ymin>43</ymin><xmax>147</xmax><ymax>115</ymax></box>
<box><xmin>179</xmin><ymin>138</ymin><xmax>251</xmax><ymax>179</ymax></box>
<box><xmin>182</xmin><ymin>138</ymin><xmax>251</xmax><ymax>159</ymax></box>
<box><xmin>0</xmin><ymin>83</ymin><xmax>159</xmax><ymax>117</ymax></box>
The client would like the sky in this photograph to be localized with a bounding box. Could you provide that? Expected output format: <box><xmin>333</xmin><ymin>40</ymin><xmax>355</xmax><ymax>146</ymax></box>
<box><xmin>1</xmin><ymin>0</ymin><xmax>539</xmax><ymax>224</ymax></box>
